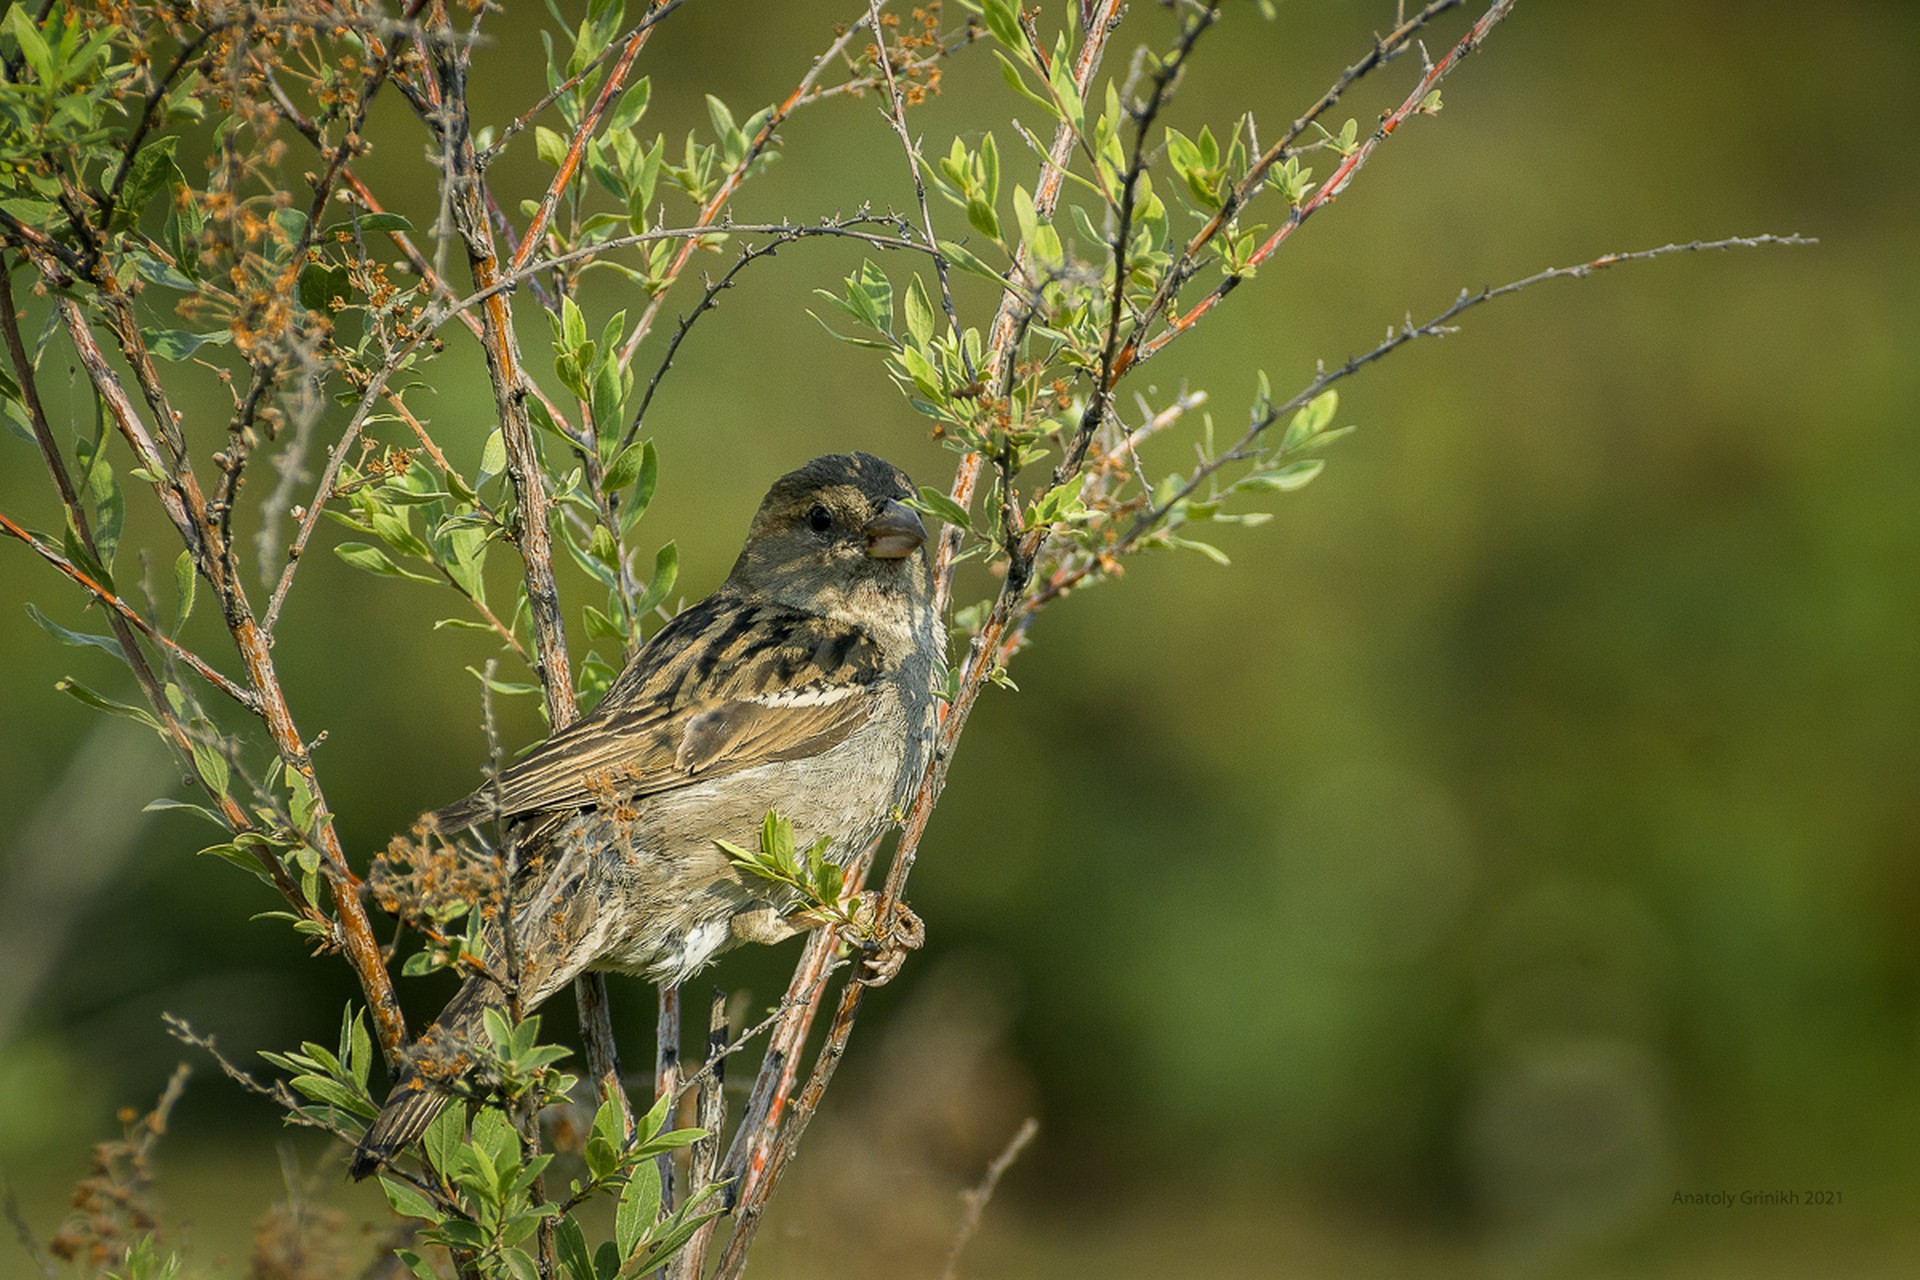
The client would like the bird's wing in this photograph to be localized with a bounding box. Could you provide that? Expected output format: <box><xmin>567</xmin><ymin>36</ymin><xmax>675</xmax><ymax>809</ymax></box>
<box><xmin>431</xmin><ymin>594</ymin><xmax>885</xmax><ymax>831</ymax></box>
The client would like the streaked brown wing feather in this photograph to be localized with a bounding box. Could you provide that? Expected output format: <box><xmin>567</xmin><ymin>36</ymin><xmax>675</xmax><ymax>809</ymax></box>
<box><xmin>432</xmin><ymin>593</ymin><xmax>883</xmax><ymax>831</ymax></box>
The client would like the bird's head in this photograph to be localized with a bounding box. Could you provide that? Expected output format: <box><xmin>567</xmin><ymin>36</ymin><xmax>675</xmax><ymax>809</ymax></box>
<box><xmin>726</xmin><ymin>452</ymin><xmax>932</xmax><ymax>620</ymax></box>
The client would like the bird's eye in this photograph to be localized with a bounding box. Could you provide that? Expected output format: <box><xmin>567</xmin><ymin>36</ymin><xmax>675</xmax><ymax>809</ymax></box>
<box><xmin>806</xmin><ymin>504</ymin><xmax>833</xmax><ymax>534</ymax></box>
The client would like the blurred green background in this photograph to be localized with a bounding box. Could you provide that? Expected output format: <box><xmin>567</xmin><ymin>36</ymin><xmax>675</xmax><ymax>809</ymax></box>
<box><xmin>3</xmin><ymin>1</ymin><xmax>1916</xmax><ymax>1275</ymax></box>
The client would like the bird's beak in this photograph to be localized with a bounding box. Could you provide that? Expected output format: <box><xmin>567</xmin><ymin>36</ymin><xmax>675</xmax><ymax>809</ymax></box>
<box><xmin>864</xmin><ymin>499</ymin><xmax>927</xmax><ymax>560</ymax></box>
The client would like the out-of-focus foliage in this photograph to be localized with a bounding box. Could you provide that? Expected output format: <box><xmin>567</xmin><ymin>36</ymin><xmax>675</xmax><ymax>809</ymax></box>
<box><xmin>1</xmin><ymin>0</ymin><xmax>1915</xmax><ymax>1276</ymax></box>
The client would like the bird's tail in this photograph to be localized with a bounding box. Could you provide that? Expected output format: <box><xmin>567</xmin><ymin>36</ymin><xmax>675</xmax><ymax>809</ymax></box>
<box><xmin>349</xmin><ymin>978</ymin><xmax>501</xmax><ymax>1180</ymax></box>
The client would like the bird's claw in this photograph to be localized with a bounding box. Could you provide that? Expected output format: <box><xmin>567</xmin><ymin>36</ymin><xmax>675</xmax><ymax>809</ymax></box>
<box><xmin>852</xmin><ymin>893</ymin><xmax>924</xmax><ymax>987</ymax></box>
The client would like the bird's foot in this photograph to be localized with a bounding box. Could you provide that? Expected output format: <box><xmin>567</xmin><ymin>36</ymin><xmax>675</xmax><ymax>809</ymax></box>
<box><xmin>850</xmin><ymin>892</ymin><xmax>924</xmax><ymax>987</ymax></box>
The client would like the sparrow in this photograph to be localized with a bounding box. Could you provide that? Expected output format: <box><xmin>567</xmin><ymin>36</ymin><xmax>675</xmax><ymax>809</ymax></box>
<box><xmin>349</xmin><ymin>451</ymin><xmax>940</xmax><ymax>1179</ymax></box>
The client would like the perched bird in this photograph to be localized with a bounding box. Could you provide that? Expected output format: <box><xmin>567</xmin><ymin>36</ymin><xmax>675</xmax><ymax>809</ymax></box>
<box><xmin>349</xmin><ymin>452</ymin><xmax>940</xmax><ymax>1179</ymax></box>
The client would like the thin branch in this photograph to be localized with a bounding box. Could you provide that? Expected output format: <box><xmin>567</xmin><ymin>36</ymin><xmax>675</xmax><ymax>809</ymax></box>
<box><xmin>1139</xmin><ymin>234</ymin><xmax>1816</xmax><ymax>539</ymax></box>
<box><xmin>0</xmin><ymin>1175</ymin><xmax>55</xmax><ymax>1280</ymax></box>
<box><xmin>939</xmin><ymin>1117</ymin><xmax>1040</xmax><ymax>1280</ymax></box>
<box><xmin>614</xmin><ymin>10</ymin><xmax>877</xmax><ymax>371</ymax></box>
<box><xmin>619</xmin><ymin>220</ymin><xmax>914</xmax><ymax>453</ymax></box>
<box><xmin>509</xmin><ymin>7</ymin><xmax>667</xmax><ymax>278</ymax></box>
<box><xmin>655</xmin><ymin>983</ymin><xmax>681</xmax><ymax>1214</ymax></box>
<box><xmin>44</xmin><ymin>301</ymin><xmax>409</xmax><ymax>1064</ymax></box>
<box><xmin>1120</xmin><ymin>0</ymin><xmax>1465</xmax><ymax>371</ymax></box>
<box><xmin>1058</xmin><ymin>3</ymin><xmax>1219</xmax><ymax>490</ymax></box>
<box><xmin>931</xmin><ymin>0</ymin><xmax>1126</xmax><ymax>619</ymax></box>
<box><xmin>0</xmin><ymin>511</ymin><xmax>258</xmax><ymax>710</ymax></box>
<box><xmin>866</xmin><ymin>0</ymin><xmax>971</xmax><ymax>381</ymax></box>
<box><xmin>665</xmin><ymin>987</ymin><xmax>730</xmax><ymax>1280</ymax></box>
<box><xmin>1134</xmin><ymin>0</ymin><xmax>1510</xmax><ymax>369</ymax></box>
<box><xmin>481</xmin><ymin>0</ymin><xmax>689</xmax><ymax>165</ymax></box>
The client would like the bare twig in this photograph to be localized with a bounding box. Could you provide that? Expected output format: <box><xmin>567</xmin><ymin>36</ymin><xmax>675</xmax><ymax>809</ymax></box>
<box><xmin>0</xmin><ymin>1176</ymin><xmax>55</xmax><ymax>1280</ymax></box>
<box><xmin>623</xmin><ymin>231</ymin><xmax>809</xmax><ymax>452</ymax></box>
<box><xmin>1131</xmin><ymin>234</ymin><xmax>1818</xmax><ymax>541</ymax></box>
<box><xmin>939</xmin><ymin>1117</ymin><xmax>1040</xmax><ymax>1280</ymax></box>
<box><xmin>656</xmin><ymin>984</ymin><xmax>682</xmax><ymax>1214</ymax></box>
<box><xmin>666</xmin><ymin>988</ymin><xmax>731</xmax><ymax>1280</ymax></box>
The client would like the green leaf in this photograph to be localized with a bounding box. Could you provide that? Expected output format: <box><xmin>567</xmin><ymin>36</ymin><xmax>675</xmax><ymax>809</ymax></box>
<box><xmin>393</xmin><ymin>1250</ymin><xmax>440</xmax><ymax>1280</ymax></box>
<box><xmin>980</xmin><ymin>0</ymin><xmax>1024</xmax><ymax>49</ymax></box>
<box><xmin>347</xmin><ymin>1007</ymin><xmax>373</xmax><ymax>1088</ymax></box>
<box><xmin>190</xmin><ymin>735</ymin><xmax>230</xmax><ymax>802</ymax></box>
<box><xmin>909</xmin><ymin>486</ymin><xmax>972</xmax><ymax>531</ymax></box>
<box><xmin>602</xmin><ymin>439</ymin><xmax>647</xmax><ymax>492</ymax></box>
<box><xmin>470</xmin><ymin>1104</ymin><xmax>518</xmax><ymax>1167</ymax></box>
<box><xmin>582</xmin><ymin>604</ymin><xmax>625</xmax><ymax>641</ymax></box>
<box><xmin>895</xmin><ymin>343</ymin><xmax>942</xmax><ymax>401</ymax></box>
<box><xmin>585</xmin><ymin>1096</ymin><xmax>625</xmax><ymax>1182</ymax></box>
<box><xmin>1031</xmin><ymin>480</ymin><xmax>1085</xmax><ymax>525</ymax></box>
<box><xmin>26</xmin><ymin>602</ymin><xmax>119</xmax><ymax>655</ymax></box>
<box><xmin>55</xmin><ymin>677</ymin><xmax>161</xmax><ymax>733</ymax></box>
<box><xmin>1283</xmin><ymin>389</ymin><xmax>1337</xmax><ymax>448</ymax></box>
<box><xmin>555</xmin><ymin>1216</ymin><xmax>595</xmax><ymax>1280</ymax></box>
<box><xmin>704</xmin><ymin>93</ymin><xmax>738</xmax><ymax>148</ymax></box>
<box><xmin>483</xmin><ymin>1005</ymin><xmax>516</xmax><ymax>1054</ymax></box>
<box><xmin>643</xmin><ymin>1200</ymin><xmax>728</xmax><ymax>1264</ymax></box>
<box><xmin>938</xmin><ymin>239</ymin><xmax>1004</xmax><ymax>282</ymax></box>
<box><xmin>288</xmin><ymin>1072</ymin><xmax>377</xmax><ymax>1119</ymax></box>
<box><xmin>636</xmin><ymin>1086</ymin><xmax>672</xmax><ymax>1144</ymax></box>
<box><xmin>615</xmin><ymin>1162</ymin><xmax>661</xmax><ymax>1258</ymax></box>
<box><xmin>903</xmin><ymin>275</ymin><xmax>935</xmax><ymax>348</ymax></box>
<box><xmin>416</xmin><ymin>1105</ymin><xmax>460</xmax><ymax>1182</ymax></box>
<box><xmin>632</xmin><ymin>541</ymin><xmax>678</xmax><ymax>616</ymax></box>
<box><xmin>618</xmin><ymin>439</ymin><xmax>659</xmax><ymax>535</ymax></box>
<box><xmin>380</xmin><ymin>1176</ymin><xmax>439</xmax><ymax>1222</ymax></box>
<box><xmin>145</xmin><ymin>328</ymin><xmax>232</xmax><ymax>362</ymax></box>
<box><xmin>144</xmin><ymin>797</ymin><xmax>225</xmax><ymax>828</ymax></box>
<box><xmin>370</xmin><ymin>509</ymin><xmax>431</xmax><ymax>560</ymax></box>
<box><xmin>1165</xmin><ymin>534</ymin><xmax>1231</xmax><ymax>566</ymax></box>
<box><xmin>200</xmin><ymin>842</ymin><xmax>274</xmax><ymax>886</ymax></box>
<box><xmin>536</xmin><ymin>124</ymin><xmax>569</xmax><ymax>169</ymax></box>
<box><xmin>171</xmin><ymin>550</ymin><xmax>196</xmax><ymax>635</ymax></box>
<box><xmin>334</xmin><ymin>542</ymin><xmax>436</xmax><ymax>582</ymax></box>
<box><xmin>607</xmin><ymin>76</ymin><xmax>651</xmax><ymax>132</ymax></box>
<box><xmin>1047</xmin><ymin>42</ymin><xmax>1085</xmax><ymax>131</ymax></box>
<box><xmin>479</xmin><ymin>429</ymin><xmax>507</xmax><ymax>480</ymax></box>
<box><xmin>116</xmin><ymin>136</ymin><xmax>179</xmax><ymax>230</ymax></box>
<box><xmin>86</xmin><ymin>465</ymin><xmax>123</xmax><ymax>576</ymax></box>
<box><xmin>298</xmin><ymin>262</ymin><xmax>351</xmax><ymax>312</ymax></box>
<box><xmin>5</xmin><ymin>7</ymin><xmax>52</xmax><ymax>83</ymax></box>
<box><xmin>631</xmin><ymin>1124</ymin><xmax>707</xmax><ymax>1159</ymax></box>
<box><xmin>1245</xmin><ymin>458</ymin><xmax>1325</xmax><ymax>492</ymax></box>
